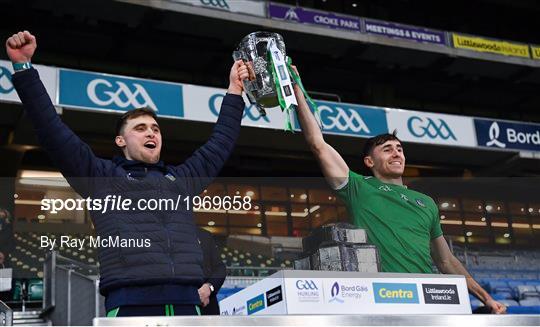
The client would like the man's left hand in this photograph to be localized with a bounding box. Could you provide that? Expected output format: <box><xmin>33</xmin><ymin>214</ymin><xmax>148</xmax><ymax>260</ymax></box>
<box><xmin>198</xmin><ymin>283</ymin><xmax>212</xmax><ymax>307</ymax></box>
<box><xmin>485</xmin><ymin>299</ymin><xmax>507</xmax><ymax>314</ymax></box>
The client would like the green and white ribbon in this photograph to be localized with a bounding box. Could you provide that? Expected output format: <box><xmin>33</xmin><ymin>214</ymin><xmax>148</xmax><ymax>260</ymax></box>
<box><xmin>267</xmin><ymin>39</ymin><xmax>322</xmax><ymax>131</ymax></box>
<box><xmin>286</xmin><ymin>56</ymin><xmax>322</xmax><ymax>129</ymax></box>
<box><xmin>268</xmin><ymin>39</ymin><xmax>297</xmax><ymax>131</ymax></box>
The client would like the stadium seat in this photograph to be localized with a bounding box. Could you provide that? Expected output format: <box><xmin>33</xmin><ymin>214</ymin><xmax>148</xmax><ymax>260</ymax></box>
<box><xmin>526</xmin><ymin>280</ymin><xmax>540</xmax><ymax>286</ymax></box>
<box><xmin>12</xmin><ymin>280</ymin><xmax>23</xmax><ymax>301</ymax></box>
<box><xmin>519</xmin><ymin>298</ymin><xmax>540</xmax><ymax>306</ymax></box>
<box><xmin>517</xmin><ymin>285</ymin><xmax>540</xmax><ymax>299</ymax></box>
<box><xmin>507</xmin><ymin>280</ymin><xmax>525</xmax><ymax>289</ymax></box>
<box><xmin>487</xmin><ymin>280</ymin><xmax>512</xmax><ymax>294</ymax></box>
<box><xmin>492</xmin><ymin>292</ymin><xmax>513</xmax><ymax>300</ymax></box>
<box><xmin>28</xmin><ymin>279</ymin><xmax>43</xmax><ymax>301</ymax></box>
<box><xmin>498</xmin><ymin>299</ymin><xmax>519</xmax><ymax>307</ymax></box>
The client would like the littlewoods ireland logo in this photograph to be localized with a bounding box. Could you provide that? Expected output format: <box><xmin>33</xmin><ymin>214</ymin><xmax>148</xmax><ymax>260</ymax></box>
<box><xmin>486</xmin><ymin>122</ymin><xmax>506</xmax><ymax>148</ymax></box>
<box><xmin>422</xmin><ymin>284</ymin><xmax>460</xmax><ymax>304</ymax></box>
<box><xmin>373</xmin><ymin>283</ymin><xmax>419</xmax><ymax>304</ymax></box>
<box><xmin>329</xmin><ymin>282</ymin><xmax>344</xmax><ymax>303</ymax></box>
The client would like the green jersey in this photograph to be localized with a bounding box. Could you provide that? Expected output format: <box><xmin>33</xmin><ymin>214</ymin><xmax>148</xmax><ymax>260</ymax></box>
<box><xmin>335</xmin><ymin>170</ymin><xmax>443</xmax><ymax>273</ymax></box>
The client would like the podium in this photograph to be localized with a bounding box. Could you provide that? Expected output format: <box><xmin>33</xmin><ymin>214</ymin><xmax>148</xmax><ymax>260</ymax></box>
<box><xmin>219</xmin><ymin>270</ymin><xmax>471</xmax><ymax>315</ymax></box>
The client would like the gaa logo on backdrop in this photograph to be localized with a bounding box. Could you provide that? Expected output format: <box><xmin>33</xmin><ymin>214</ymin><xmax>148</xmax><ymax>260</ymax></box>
<box><xmin>59</xmin><ymin>69</ymin><xmax>184</xmax><ymax>118</ymax></box>
<box><xmin>315</xmin><ymin>101</ymin><xmax>388</xmax><ymax>137</ymax></box>
<box><xmin>0</xmin><ymin>65</ymin><xmax>14</xmax><ymax>94</ymax></box>
<box><xmin>200</xmin><ymin>0</ymin><xmax>229</xmax><ymax>10</ymax></box>
<box><xmin>86</xmin><ymin>79</ymin><xmax>158</xmax><ymax>111</ymax></box>
<box><xmin>407</xmin><ymin>116</ymin><xmax>456</xmax><ymax>140</ymax></box>
<box><xmin>209</xmin><ymin>93</ymin><xmax>270</xmax><ymax>122</ymax></box>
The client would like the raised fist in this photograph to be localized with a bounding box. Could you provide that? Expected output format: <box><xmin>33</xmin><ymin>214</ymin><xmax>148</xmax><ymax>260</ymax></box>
<box><xmin>6</xmin><ymin>31</ymin><xmax>37</xmax><ymax>63</ymax></box>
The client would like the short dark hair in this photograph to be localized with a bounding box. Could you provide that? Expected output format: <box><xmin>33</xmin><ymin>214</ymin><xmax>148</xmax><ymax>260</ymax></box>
<box><xmin>362</xmin><ymin>131</ymin><xmax>403</xmax><ymax>160</ymax></box>
<box><xmin>115</xmin><ymin>107</ymin><xmax>158</xmax><ymax>136</ymax></box>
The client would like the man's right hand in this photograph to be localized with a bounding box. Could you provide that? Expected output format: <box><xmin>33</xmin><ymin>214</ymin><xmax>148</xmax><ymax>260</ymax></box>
<box><xmin>6</xmin><ymin>31</ymin><xmax>37</xmax><ymax>63</ymax></box>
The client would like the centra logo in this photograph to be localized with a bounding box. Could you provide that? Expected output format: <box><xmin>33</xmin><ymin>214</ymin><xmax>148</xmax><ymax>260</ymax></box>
<box><xmin>373</xmin><ymin>283</ymin><xmax>419</xmax><ymax>304</ymax></box>
<box><xmin>246</xmin><ymin>294</ymin><xmax>265</xmax><ymax>315</ymax></box>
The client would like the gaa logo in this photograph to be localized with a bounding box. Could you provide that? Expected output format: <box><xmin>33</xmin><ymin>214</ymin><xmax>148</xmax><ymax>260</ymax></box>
<box><xmin>86</xmin><ymin>79</ymin><xmax>158</xmax><ymax>111</ymax></box>
<box><xmin>295</xmin><ymin>279</ymin><xmax>318</xmax><ymax>290</ymax></box>
<box><xmin>319</xmin><ymin>105</ymin><xmax>371</xmax><ymax>134</ymax></box>
<box><xmin>407</xmin><ymin>116</ymin><xmax>456</xmax><ymax>140</ymax></box>
<box><xmin>0</xmin><ymin>66</ymin><xmax>14</xmax><ymax>94</ymax></box>
<box><xmin>200</xmin><ymin>0</ymin><xmax>229</xmax><ymax>9</ymax></box>
<box><xmin>209</xmin><ymin>94</ymin><xmax>270</xmax><ymax>122</ymax></box>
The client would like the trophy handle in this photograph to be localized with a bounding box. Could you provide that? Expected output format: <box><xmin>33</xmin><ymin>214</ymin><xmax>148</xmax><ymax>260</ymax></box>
<box><xmin>232</xmin><ymin>50</ymin><xmax>259</xmax><ymax>107</ymax></box>
<box><xmin>256</xmin><ymin>104</ymin><xmax>267</xmax><ymax>117</ymax></box>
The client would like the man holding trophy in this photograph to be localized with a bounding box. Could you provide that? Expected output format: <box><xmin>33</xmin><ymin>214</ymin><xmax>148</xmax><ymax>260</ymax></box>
<box><xmin>234</xmin><ymin>31</ymin><xmax>505</xmax><ymax>314</ymax></box>
<box><xmin>293</xmin><ymin>62</ymin><xmax>505</xmax><ymax>315</ymax></box>
<box><xmin>6</xmin><ymin>30</ymin><xmax>249</xmax><ymax>317</ymax></box>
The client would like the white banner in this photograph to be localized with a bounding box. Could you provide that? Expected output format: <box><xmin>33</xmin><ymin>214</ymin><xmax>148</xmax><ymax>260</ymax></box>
<box><xmin>182</xmin><ymin>84</ymin><xmax>290</xmax><ymax>130</ymax></box>
<box><xmin>220</xmin><ymin>270</ymin><xmax>472</xmax><ymax>315</ymax></box>
<box><xmin>386</xmin><ymin>109</ymin><xmax>477</xmax><ymax>147</ymax></box>
<box><xmin>0</xmin><ymin>59</ymin><xmax>58</xmax><ymax>105</ymax></box>
<box><xmin>172</xmin><ymin>0</ymin><xmax>266</xmax><ymax>17</ymax></box>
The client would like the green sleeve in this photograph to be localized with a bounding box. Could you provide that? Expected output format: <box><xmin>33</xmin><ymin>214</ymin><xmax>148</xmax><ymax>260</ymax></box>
<box><xmin>429</xmin><ymin>199</ymin><xmax>444</xmax><ymax>239</ymax></box>
<box><xmin>334</xmin><ymin>170</ymin><xmax>364</xmax><ymax>204</ymax></box>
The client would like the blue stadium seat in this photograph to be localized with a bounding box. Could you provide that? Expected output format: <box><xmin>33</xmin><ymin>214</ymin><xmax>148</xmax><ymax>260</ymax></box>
<box><xmin>492</xmin><ymin>292</ymin><xmax>513</xmax><ymax>300</ymax></box>
<box><xmin>526</xmin><ymin>280</ymin><xmax>540</xmax><ymax>286</ymax></box>
<box><xmin>520</xmin><ymin>298</ymin><xmax>540</xmax><ymax>306</ymax></box>
<box><xmin>517</xmin><ymin>285</ymin><xmax>540</xmax><ymax>300</ymax></box>
<box><xmin>487</xmin><ymin>280</ymin><xmax>512</xmax><ymax>294</ymax></box>
<box><xmin>508</xmin><ymin>280</ymin><xmax>526</xmax><ymax>289</ymax></box>
<box><xmin>498</xmin><ymin>299</ymin><xmax>519</xmax><ymax>307</ymax></box>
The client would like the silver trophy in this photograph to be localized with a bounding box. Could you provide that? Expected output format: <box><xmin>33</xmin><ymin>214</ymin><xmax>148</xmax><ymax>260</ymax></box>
<box><xmin>233</xmin><ymin>31</ymin><xmax>287</xmax><ymax>116</ymax></box>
